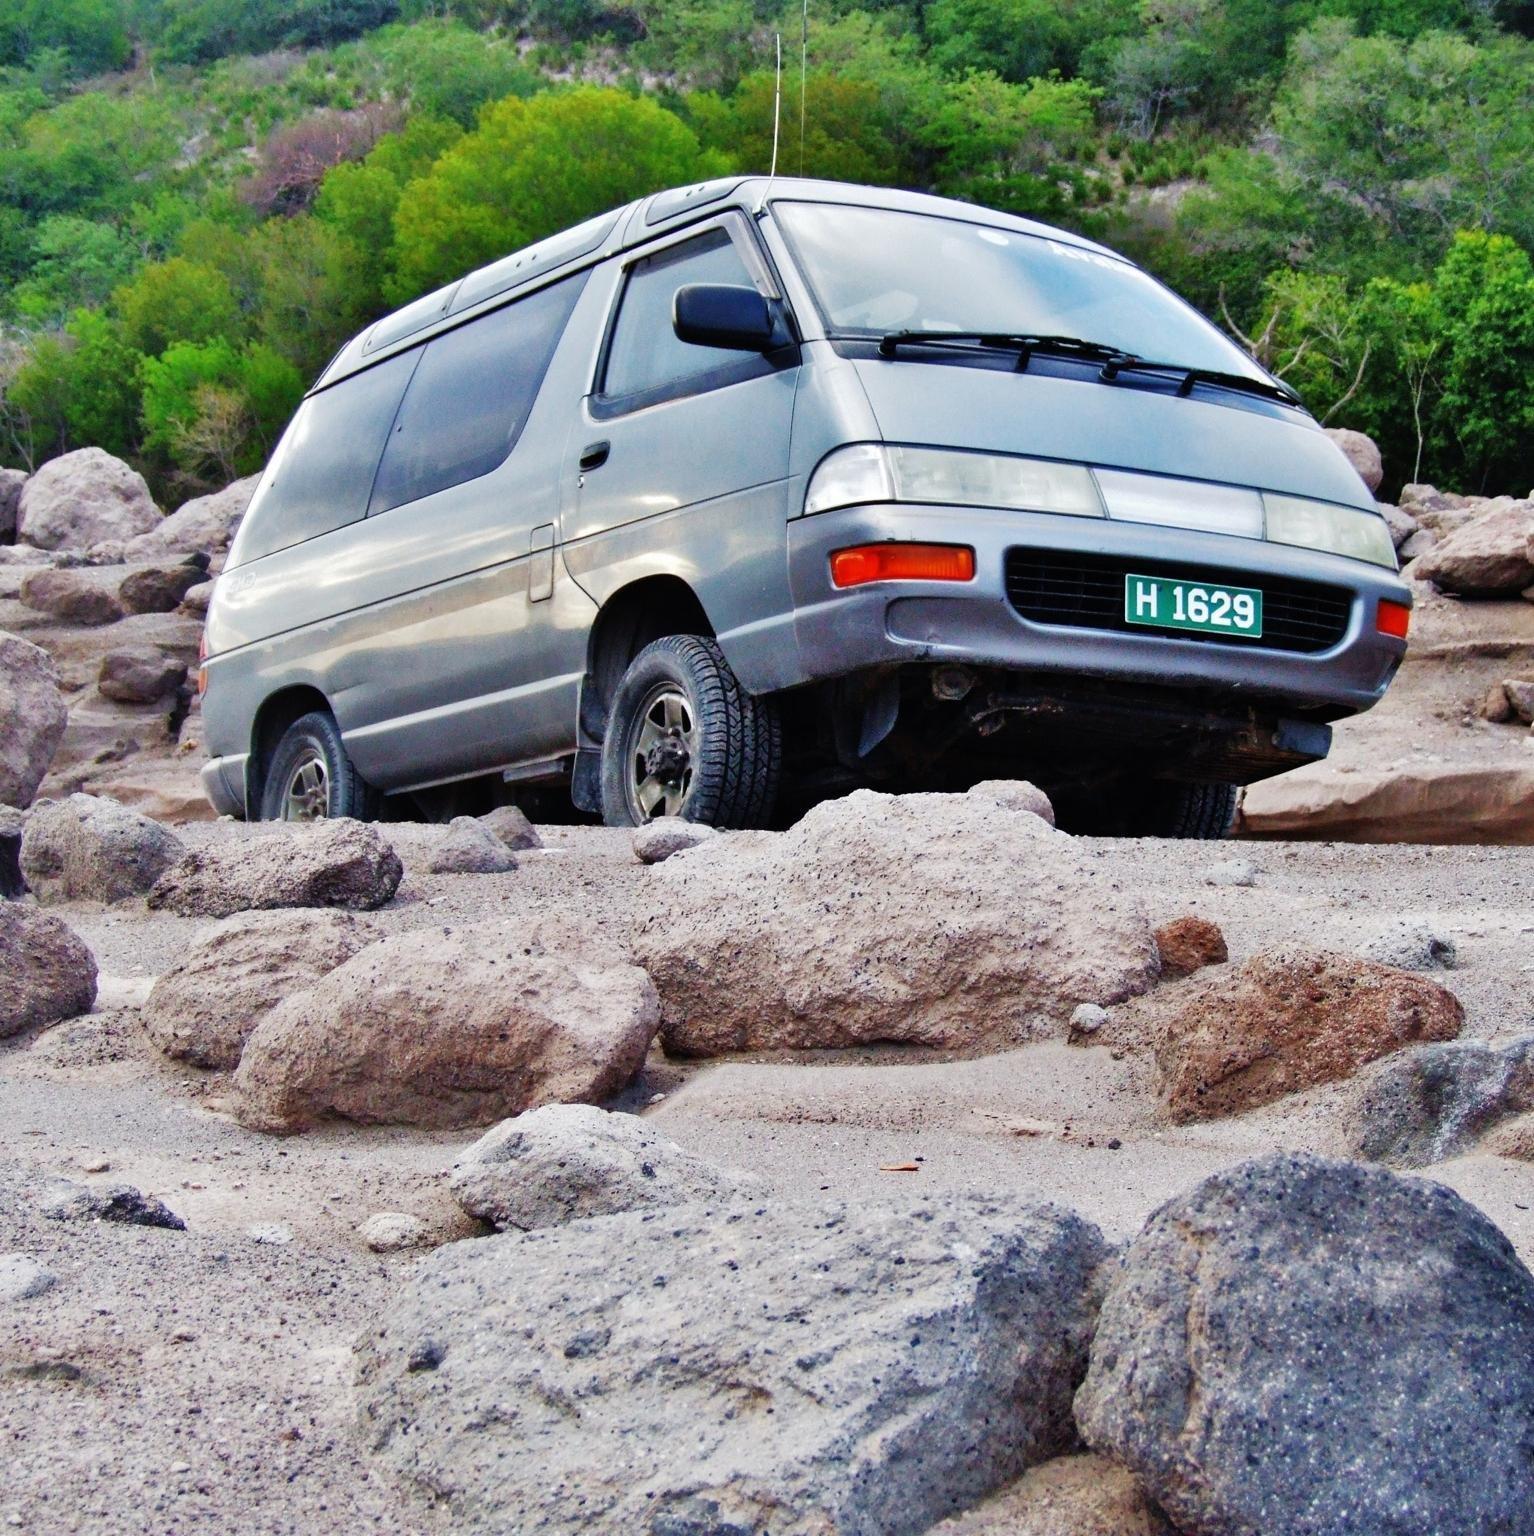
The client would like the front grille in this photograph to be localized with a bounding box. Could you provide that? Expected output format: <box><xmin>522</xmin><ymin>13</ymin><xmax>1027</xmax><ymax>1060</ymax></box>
<box><xmin>1004</xmin><ymin>549</ymin><xmax>1353</xmax><ymax>655</ymax></box>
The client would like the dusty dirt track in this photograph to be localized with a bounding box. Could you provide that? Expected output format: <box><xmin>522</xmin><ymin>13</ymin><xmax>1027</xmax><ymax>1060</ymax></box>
<box><xmin>2</xmin><ymin>824</ymin><xmax>1531</xmax><ymax>1534</ymax></box>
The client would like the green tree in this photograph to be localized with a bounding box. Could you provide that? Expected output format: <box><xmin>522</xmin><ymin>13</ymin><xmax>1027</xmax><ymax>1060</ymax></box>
<box><xmin>926</xmin><ymin>0</ymin><xmax>1135</xmax><ymax>86</ymax></box>
<box><xmin>0</xmin><ymin>0</ymin><xmax>131</xmax><ymax>76</ymax></box>
<box><xmin>388</xmin><ymin>87</ymin><xmax>728</xmax><ymax>303</ymax></box>
<box><xmin>7</xmin><ymin>311</ymin><xmax>145</xmax><ymax>460</ymax></box>
<box><xmin>8</xmin><ymin>215</ymin><xmax>138</xmax><ymax>322</ymax></box>
<box><xmin>113</xmin><ymin>256</ymin><xmax>244</xmax><ymax>356</ymax></box>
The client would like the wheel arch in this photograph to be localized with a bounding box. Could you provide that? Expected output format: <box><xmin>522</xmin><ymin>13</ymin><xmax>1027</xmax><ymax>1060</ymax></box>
<box><xmin>247</xmin><ymin>684</ymin><xmax>334</xmax><ymax>814</ymax></box>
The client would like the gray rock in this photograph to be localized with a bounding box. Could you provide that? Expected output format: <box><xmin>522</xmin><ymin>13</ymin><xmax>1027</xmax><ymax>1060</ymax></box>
<box><xmin>97</xmin><ymin>645</ymin><xmax>187</xmax><ymax>704</ymax></box>
<box><xmin>1398</xmin><ymin>527</ymin><xmax>1439</xmax><ymax>562</ymax></box>
<box><xmin>1505</xmin><ymin>679</ymin><xmax>1534</xmax><ymax>725</ymax></box>
<box><xmin>1348</xmin><ymin>1036</ymin><xmax>1534</xmax><ymax>1166</ymax></box>
<box><xmin>966</xmin><ymin>778</ymin><xmax>1057</xmax><ymax>825</ymax></box>
<box><xmin>0</xmin><ymin>466</ymin><xmax>25</xmax><ymax>543</ymax></box>
<box><xmin>119</xmin><ymin>475</ymin><xmax>258</xmax><ymax>562</ymax></box>
<box><xmin>1203</xmin><ymin>857</ymin><xmax>1257</xmax><ymax>887</ymax></box>
<box><xmin>179</xmin><ymin>579</ymin><xmax>214</xmax><ymax>616</ymax></box>
<box><xmin>408</xmin><ymin>816</ymin><xmax>517</xmax><ymax>874</ymax></box>
<box><xmin>0</xmin><ymin>632</ymin><xmax>67</xmax><ymax>808</ymax></box>
<box><xmin>0</xmin><ymin>1254</ymin><xmax>57</xmax><ymax>1303</ymax></box>
<box><xmin>360</xmin><ymin>1212</ymin><xmax>428</xmax><ymax>1253</ymax></box>
<box><xmin>148</xmin><ymin>819</ymin><xmax>403</xmax><ymax>918</ymax></box>
<box><xmin>40</xmin><ymin>1179</ymin><xmax>185</xmax><ymax>1230</ymax></box>
<box><xmin>449</xmin><ymin>1104</ymin><xmax>764</xmax><ymax>1231</ymax></box>
<box><xmin>247</xmin><ymin>1222</ymin><xmax>293</xmax><ymax>1245</ymax></box>
<box><xmin>478</xmin><ymin>803</ymin><xmax>542</xmax><ymax>851</ymax></box>
<box><xmin>117</xmin><ymin>559</ymin><xmax>206</xmax><ymax>616</ymax></box>
<box><xmin>1377</xmin><ymin>502</ymin><xmax>1420</xmax><ymax>551</ymax></box>
<box><xmin>356</xmin><ymin>1195</ymin><xmax>1111</xmax><ymax>1536</ymax></box>
<box><xmin>142</xmin><ymin>908</ymin><xmax>381</xmax><ymax>1070</ymax></box>
<box><xmin>631</xmin><ymin>816</ymin><xmax>717</xmax><ymax>863</ymax></box>
<box><xmin>1076</xmin><ymin>1153</ymin><xmax>1534</xmax><ymax>1536</ymax></box>
<box><xmin>21</xmin><ymin>793</ymin><xmax>185</xmax><ymax>903</ymax></box>
<box><xmin>1323</xmin><ymin>428</ymin><xmax>1383</xmax><ymax>493</ymax></box>
<box><xmin>1415</xmin><ymin>502</ymin><xmax>1534</xmax><ymax>596</ymax></box>
<box><xmin>0</xmin><ymin>901</ymin><xmax>97</xmax><ymax>1037</ymax></box>
<box><xmin>1069</xmin><ymin>1003</ymin><xmax>1108</xmax><ymax>1038</ymax></box>
<box><xmin>19</xmin><ymin>565</ymin><xmax>125</xmax><ymax>625</ymax></box>
<box><xmin>16</xmin><ymin>449</ymin><xmax>160</xmax><ymax>551</ymax></box>
<box><xmin>1356</xmin><ymin>917</ymin><xmax>1457</xmax><ymax>971</ymax></box>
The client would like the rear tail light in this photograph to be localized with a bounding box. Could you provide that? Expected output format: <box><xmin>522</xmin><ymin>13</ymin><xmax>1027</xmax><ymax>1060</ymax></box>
<box><xmin>1376</xmin><ymin>599</ymin><xmax>1410</xmax><ymax>640</ymax></box>
<box><xmin>830</xmin><ymin>543</ymin><xmax>976</xmax><ymax>589</ymax></box>
<box><xmin>197</xmin><ymin>629</ymin><xmax>208</xmax><ymax>696</ymax></box>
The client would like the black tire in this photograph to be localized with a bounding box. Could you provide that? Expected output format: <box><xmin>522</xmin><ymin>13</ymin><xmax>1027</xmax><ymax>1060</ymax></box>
<box><xmin>258</xmin><ymin>710</ymin><xmax>380</xmax><ymax>822</ymax></box>
<box><xmin>600</xmin><ymin>634</ymin><xmax>781</xmax><ymax>829</ymax></box>
<box><xmin>1143</xmin><ymin>781</ymin><xmax>1239</xmax><ymax>839</ymax></box>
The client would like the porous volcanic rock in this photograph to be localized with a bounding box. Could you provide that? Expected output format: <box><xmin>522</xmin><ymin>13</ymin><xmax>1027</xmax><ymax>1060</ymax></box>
<box><xmin>117</xmin><ymin>559</ymin><xmax>206</xmax><ymax>615</ymax></box>
<box><xmin>18</xmin><ymin>566</ymin><xmax>124</xmax><ymax>626</ymax></box>
<box><xmin>148</xmin><ymin>819</ymin><xmax>402</xmax><ymax>918</ymax></box>
<box><xmin>119</xmin><ymin>475</ymin><xmax>258</xmax><ymax>561</ymax></box>
<box><xmin>929</xmin><ymin>1455</ymin><xmax>1173</xmax><ymax>1535</ymax></box>
<box><xmin>631</xmin><ymin>816</ymin><xmax>716</xmax><ymax>863</ymax></box>
<box><xmin>40</xmin><ymin>1180</ymin><xmax>184</xmax><ymax>1230</ymax></box>
<box><xmin>1347</xmin><ymin>1036</ymin><xmax>1534</xmax><ymax>1167</ymax></box>
<box><xmin>1149</xmin><ymin>950</ymin><xmax>1463</xmax><ymax>1122</ymax></box>
<box><xmin>1152</xmin><ymin>915</ymin><xmax>1227</xmax><ymax>979</ymax></box>
<box><xmin>477</xmin><ymin>803</ymin><xmax>542</xmax><ymax>851</ymax></box>
<box><xmin>449</xmin><ymin>1104</ymin><xmax>763</xmax><ymax>1231</ymax></box>
<box><xmin>97</xmin><ymin>645</ymin><xmax>187</xmax><ymax>704</ymax></box>
<box><xmin>355</xmin><ymin>1195</ymin><xmax>1110</xmax><ymax>1536</ymax></box>
<box><xmin>966</xmin><ymin>779</ymin><xmax>1057</xmax><ymax>825</ymax></box>
<box><xmin>1414</xmin><ymin>502</ymin><xmax>1534</xmax><ymax>596</ymax></box>
<box><xmin>1323</xmin><ymin>427</ymin><xmax>1384</xmax><ymax>492</ymax></box>
<box><xmin>17</xmin><ymin>449</ymin><xmax>160</xmax><ymax>552</ymax></box>
<box><xmin>142</xmin><ymin>908</ymin><xmax>381</xmax><ymax>1070</ymax></box>
<box><xmin>1076</xmin><ymin>1154</ymin><xmax>1534</xmax><ymax>1536</ymax></box>
<box><xmin>634</xmin><ymin>790</ymin><xmax>1160</xmax><ymax>1056</ymax></box>
<box><xmin>387</xmin><ymin>816</ymin><xmax>516</xmax><ymax>875</ymax></box>
<box><xmin>0</xmin><ymin>631</ymin><xmax>67</xmax><ymax>808</ymax></box>
<box><xmin>1355</xmin><ymin>917</ymin><xmax>1457</xmax><ymax>970</ymax></box>
<box><xmin>0</xmin><ymin>466</ymin><xmax>25</xmax><ymax>543</ymax></box>
<box><xmin>231</xmin><ymin>924</ymin><xmax>659</xmax><ymax>1132</ymax></box>
<box><xmin>20</xmin><ymin>793</ymin><xmax>184</xmax><ymax>904</ymax></box>
<box><xmin>1378</xmin><ymin>502</ymin><xmax>1420</xmax><ymax>550</ymax></box>
<box><xmin>0</xmin><ymin>902</ymin><xmax>96</xmax><ymax>1037</ymax></box>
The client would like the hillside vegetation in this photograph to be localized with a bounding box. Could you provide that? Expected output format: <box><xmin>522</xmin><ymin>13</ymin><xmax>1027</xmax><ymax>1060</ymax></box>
<box><xmin>0</xmin><ymin>0</ymin><xmax>1531</xmax><ymax>503</ymax></box>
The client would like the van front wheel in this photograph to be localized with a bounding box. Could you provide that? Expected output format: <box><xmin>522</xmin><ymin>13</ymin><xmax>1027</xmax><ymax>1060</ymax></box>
<box><xmin>258</xmin><ymin>710</ymin><xmax>379</xmax><ymax>822</ymax></box>
<box><xmin>600</xmin><ymin>635</ymin><xmax>780</xmax><ymax>829</ymax></box>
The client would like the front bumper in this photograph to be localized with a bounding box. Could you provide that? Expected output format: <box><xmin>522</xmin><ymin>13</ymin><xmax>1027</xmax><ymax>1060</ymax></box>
<box><xmin>787</xmin><ymin>504</ymin><xmax>1409</xmax><ymax>717</ymax></box>
<box><xmin>200</xmin><ymin>754</ymin><xmax>248</xmax><ymax>818</ymax></box>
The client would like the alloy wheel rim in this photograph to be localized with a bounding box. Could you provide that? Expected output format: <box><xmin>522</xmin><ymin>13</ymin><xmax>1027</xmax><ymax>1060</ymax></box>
<box><xmin>281</xmin><ymin>751</ymin><xmax>330</xmax><ymax>821</ymax></box>
<box><xmin>627</xmin><ymin>685</ymin><xmax>699</xmax><ymax>822</ymax></box>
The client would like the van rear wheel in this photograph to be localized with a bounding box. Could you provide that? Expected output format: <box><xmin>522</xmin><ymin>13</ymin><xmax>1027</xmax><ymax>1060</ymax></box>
<box><xmin>600</xmin><ymin>635</ymin><xmax>780</xmax><ymax>829</ymax></box>
<box><xmin>259</xmin><ymin>710</ymin><xmax>379</xmax><ymax>822</ymax></box>
<box><xmin>1139</xmin><ymin>781</ymin><xmax>1239</xmax><ymax>839</ymax></box>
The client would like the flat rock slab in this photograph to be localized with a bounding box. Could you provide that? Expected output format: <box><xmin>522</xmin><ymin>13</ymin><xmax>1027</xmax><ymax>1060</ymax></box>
<box><xmin>356</xmin><ymin>1195</ymin><xmax>1110</xmax><ymax>1536</ymax></box>
<box><xmin>1076</xmin><ymin>1154</ymin><xmax>1534</xmax><ymax>1536</ymax></box>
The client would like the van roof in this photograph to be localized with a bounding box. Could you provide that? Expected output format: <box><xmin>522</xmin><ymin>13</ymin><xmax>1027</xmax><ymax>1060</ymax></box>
<box><xmin>313</xmin><ymin>178</ymin><xmax>1127</xmax><ymax>392</ymax></box>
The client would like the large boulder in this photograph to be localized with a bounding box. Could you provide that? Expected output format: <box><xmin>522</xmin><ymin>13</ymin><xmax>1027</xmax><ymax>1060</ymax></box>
<box><xmin>1348</xmin><ymin>1036</ymin><xmax>1534</xmax><ymax>1167</ymax></box>
<box><xmin>1147</xmin><ymin>950</ymin><xmax>1463</xmax><ymax>1122</ymax></box>
<box><xmin>97</xmin><ymin>645</ymin><xmax>187</xmax><ymax>704</ymax></box>
<box><xmin>0</xmin><ymin>466</ymin><xmax>25</xmax><ymax>543</ymax></box>
<box><xmin>1076</xmin><ymin>1154</ymin><xmax>1534</xmax><ymax>1536</ymax></box>
<box><xmin>147</xmin><ymin>819</ymin><xmax>402</xmax><ymax>918</ymax></box>
<box><xmin>1414</xmin><ymin>502</ymin><xmax>1534</xmax><ymax>596</ymax></box>
<box><xmin>929</xmin><ymin>1455</ymin><xmax>1173</xmax><ymax>1535</ymax></box>
<box><xmin>0</xmin><ymin>902</ymin><xmax>96</xmax><ymax>1037</ymax></box>
<box><xmin>355</xmin><ymin>1195</ymin><xmax>1110</xmax><ymax>1536</ymax></box>
<box><xmin>449</xmin><ymin>1104</ymin><xmax>763</xmax><ymax>1231</ymax></box>
<box><xmin>0</xmin><ymin>631</ymin><xmax>67</xmax><ymax>808</ymax></box>
<box><xmin>120</xmin><ymin>475</ymin><xmax>258</xmax><ymax>562</ymax></box>
<box><xmin>142</xmin><ymin>908</ymin><xmax>381</xmax><ymax>1070</ymax></box>
<box><xmin>1323</xmin><ymin>427</ymin><xmax>1384</xmax><ymax>493</ymax></box>
<box><xmin>634</xmin><ymin>790</ymin><xmax>1160</xmax><ymax>1056</ymax></box>
<box><xmin>18</xmin><ymin>566</ymin><xmax>124</xmax><ymax>626</ymax></box>
<box><xmin>232</xmin><ymin>924</ymin><xmax>659</xmax><ymax>1132</ymax></box>
<box><xmin>117</xmin><ymin>559</ymin><xmax>206</xmax><ymax>616</ymax></box>
<box><xmin>16</xmin><ymin>448</ymin><xmax>160</xmax><ymax>552</ymax></box>
<box><xmin>20</xmin><ymin>793</ymin><xmax>184</xmax><ymax>904</ymax></box>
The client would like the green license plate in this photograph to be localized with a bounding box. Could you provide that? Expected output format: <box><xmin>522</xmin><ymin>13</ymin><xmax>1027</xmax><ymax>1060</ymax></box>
<box><xmin>1124</xmin><ymin>573</ymin><xmax>1263</xmax><ymax>638</ymax></box>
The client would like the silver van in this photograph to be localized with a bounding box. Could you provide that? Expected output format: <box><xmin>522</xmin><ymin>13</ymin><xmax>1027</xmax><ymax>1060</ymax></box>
<box><xmin>199</xmin><ymin>177</ymin><xmax>1410</xmax><ymax>837</ymax></box>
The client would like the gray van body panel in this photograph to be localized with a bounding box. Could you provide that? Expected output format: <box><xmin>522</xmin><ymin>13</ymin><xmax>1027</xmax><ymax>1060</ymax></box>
<box><xmin>201</xmin><ymin>177</ymin><xmax>1410</xmax><ymax>817</ymax></box>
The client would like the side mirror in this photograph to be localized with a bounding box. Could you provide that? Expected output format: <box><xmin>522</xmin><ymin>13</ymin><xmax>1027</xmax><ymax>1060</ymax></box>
<box><xmin>673</xmin><ymin>283</ymin><xmax>789</xmax><ymax>352</ymax></box>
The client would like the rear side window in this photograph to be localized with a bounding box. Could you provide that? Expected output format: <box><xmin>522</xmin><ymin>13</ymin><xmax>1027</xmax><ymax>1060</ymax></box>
<box><xmin>233</xmin><ymin>350</ymin><xmax>416</xmax><ymax>566</ymax></box>
<box><xmin>369</xmin><ymin>271</ymin><xmax>587</xmax><ymax>516</ymax></box>
<box><xmin>599</xmin><ymin>229</ymin><xmax>764</xmax><ymax>410</ymax></box>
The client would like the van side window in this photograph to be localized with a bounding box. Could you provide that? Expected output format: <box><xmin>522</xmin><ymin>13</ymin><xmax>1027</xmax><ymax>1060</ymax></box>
<box><xmin>599</xmin><ymin>229</ymin><xmax>764</xmax><ymax>410</ymax></box>
<box><xmin>369</xmin><ymin>270</ymin><xmax>588</xmax><ymax>516</ymax></box>
<box><xmin>234</xmin><ymin>349</ymin><xmax>416</xmax><ymax>565</ymax></box>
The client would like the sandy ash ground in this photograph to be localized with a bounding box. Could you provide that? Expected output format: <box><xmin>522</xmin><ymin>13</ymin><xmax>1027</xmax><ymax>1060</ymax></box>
<box><xmin>1</xmin><ymin>822</ymin><xmax>1532</xmax><ymax>1534</ymax></box>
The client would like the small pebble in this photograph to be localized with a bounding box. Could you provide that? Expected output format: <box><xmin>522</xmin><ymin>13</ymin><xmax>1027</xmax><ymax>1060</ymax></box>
<box><xmin>247</xmin><ymin>1223</ymin><xmax>293</xmax><ymax>1246</ymax></box>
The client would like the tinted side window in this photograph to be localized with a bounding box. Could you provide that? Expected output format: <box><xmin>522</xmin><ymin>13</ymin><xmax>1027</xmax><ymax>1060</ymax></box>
<box><xmin>370</xmin><ymin>271</ymin><xmax>587</xmax><ymax>516</ymax></box>
<box><xmin>234</xmin><ymin>350</ymin><xmax>416</xmax><ymax>565</ymax></box>
<box><xmin>601</xmin><ymin>229</ymin><xmax>760</xmax><ymax>404</ymax></box>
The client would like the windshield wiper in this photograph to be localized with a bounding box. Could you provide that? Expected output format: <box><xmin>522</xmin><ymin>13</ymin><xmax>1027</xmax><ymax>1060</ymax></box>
<box><xmin>1099</xmin><ymin>355</ymin><xmax>1300</xmax><ymax>406</ymax></box>
<box><xmin>876</xmin><ymin>331</ymin><xmax>1133</xmax><ymax>364</ymax></box>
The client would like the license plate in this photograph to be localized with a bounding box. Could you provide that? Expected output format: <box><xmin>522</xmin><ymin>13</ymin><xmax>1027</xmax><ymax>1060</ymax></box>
<box><xmin>1124</xmin><ymin>573</ymin><xmax>1263</xmax><ymax>638</ymax></box>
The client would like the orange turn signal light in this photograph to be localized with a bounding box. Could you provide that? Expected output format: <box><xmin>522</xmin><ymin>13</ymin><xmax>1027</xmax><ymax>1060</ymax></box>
<box><xmin>830</xmin><ymin>543</ymin><xmax>976</xmax><ymax>590</ymax></box>
<box><xmin>1376</xmin><ymin>599</ymin><xmax>1411</xmax><ymax>640</ymax></box>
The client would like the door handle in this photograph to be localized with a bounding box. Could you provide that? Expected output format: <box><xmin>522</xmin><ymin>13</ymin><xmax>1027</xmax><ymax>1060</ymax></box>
<box><xmin>579</xmin><ymin>440</ymin><xmax>610</xmax><ymax>472</ymax></box>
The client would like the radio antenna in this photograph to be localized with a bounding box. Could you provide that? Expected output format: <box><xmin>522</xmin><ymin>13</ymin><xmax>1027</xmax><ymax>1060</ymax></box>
<box><xmin>799</xmin><ymin>0</ymin><xmax>808</xmax><ymax>174</ymax></box>
<box><xmin>759</xmin><ymin>33</ymin><xmax>782</xmax><ymax>210</ymax></box>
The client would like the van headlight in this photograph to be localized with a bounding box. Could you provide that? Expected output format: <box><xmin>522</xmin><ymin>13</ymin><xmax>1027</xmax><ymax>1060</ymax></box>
<box><xmin>804</xmin><ymin>443</ymin><xmax>1398</xmax><ymax>569</ymax></box>
<box><xmin>804</xmin><ymin>445</ymin><xmax>1103</xmax><ymax>519</ymax></box>
<box><xmin>1264</xmin><ymin>494</ymin><xmax>1397</xmax><ymax>569</ymax></box>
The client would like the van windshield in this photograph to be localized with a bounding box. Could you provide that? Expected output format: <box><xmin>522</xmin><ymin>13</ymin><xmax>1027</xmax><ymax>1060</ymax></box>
<box><xmin>772</xmin><ymin>201</ymin><xmax>1265</xmax><ymax>381</ymax></box>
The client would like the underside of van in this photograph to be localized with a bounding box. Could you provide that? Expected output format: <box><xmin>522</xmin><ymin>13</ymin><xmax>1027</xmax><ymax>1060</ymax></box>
<box><xmin>197</xmin><ymin>176</ymin><xmax>1411</xmax><ymax>840</ymax></box>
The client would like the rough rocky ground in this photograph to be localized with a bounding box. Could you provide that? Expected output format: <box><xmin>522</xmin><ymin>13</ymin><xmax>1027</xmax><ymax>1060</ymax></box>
<box><xmin>2</xmin><ymin>822</ymin><xmax>1531</xmax><ymax>1534</ymax></box>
